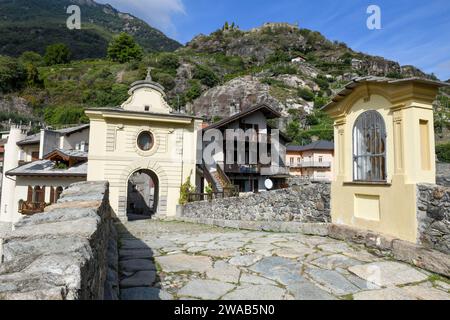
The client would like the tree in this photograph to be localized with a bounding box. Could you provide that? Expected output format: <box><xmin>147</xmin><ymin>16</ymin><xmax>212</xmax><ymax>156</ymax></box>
<box><xmin>158</xmin><ymin>53</ymin><xmax>180</xmax><ymax>70</ymax></box>
<box><xmin>19</xmin><ymin>51</ymin><xmax>44</xmax><ymax>66</ymax></box>
<box><xmin>193</xmin><ymin>65</ymin><xmax>219</xmax><ymax>87</ymax></box>
<box><xmin>44</xmin><ymin>43</ymin><xmax>71</xmax><ymax>66</ymax></box>
<box><xmin>107</xmin><ymin>33</ymin><xmax>143</xmax><ymax>63</ymax></box>
<box><xmin>0</xmin><ymin>55</ymin><xmax>26</xmax><ymax>93</ymax></box>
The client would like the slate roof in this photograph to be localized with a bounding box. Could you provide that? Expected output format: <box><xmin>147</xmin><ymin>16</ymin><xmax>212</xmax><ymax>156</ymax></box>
<box><xmin>205</xmin><ymin>104</ymin><xmax>281</xmax><ymax>130</ymax></box>
<box><xmin>43</xmin><ymin>149</ymin><xmax>88</xmax><ymax>160</ymax></box>
<box><xmin>16</xmin><ymin>124</ymin><xmax>90</xmax><ymax>146</ymax></box>
<box><xmin>322</xmin><ymin>76</ymin><xmax>450</xmax><ymax>112</ymax></box>
<box><xmin>287</xmin><ymin>140</ymin><xmax>334</xmax><ymax>152</ymax></box>
<box><xmin>16</xmin><ymin>133</ymin><xmax>40</xmax><ymax>146</ymax></box>
<box><xmin>5</xmin><ymin>159</ymin><xmax>87</xmax><ymax>177</ymax></box>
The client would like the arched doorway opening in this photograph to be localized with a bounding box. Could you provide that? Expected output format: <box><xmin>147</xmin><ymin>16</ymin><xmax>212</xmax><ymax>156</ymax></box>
<box><xmin>127</xmin><ymin>169</ymin><xmax>159</xmax><ymax>220</ymax></box>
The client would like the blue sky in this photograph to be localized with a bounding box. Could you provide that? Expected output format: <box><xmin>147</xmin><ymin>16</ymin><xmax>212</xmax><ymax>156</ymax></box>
<box><xmin>96</xmin><ymin>0</ymin><xmax>450</xmax><ymax>80</ymax></box>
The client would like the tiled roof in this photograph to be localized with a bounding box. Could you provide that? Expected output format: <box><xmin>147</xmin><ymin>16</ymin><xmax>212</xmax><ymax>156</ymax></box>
<box><xmin>322</xmin><ymin>76</ymin><xmax>450</xmax><ymax>112</ymax></box>
<box><xmin>5</xmin><ymin>159</ymin><xmax>87</xmax><ymax>177</ymax></box>
<box><xmin>287</xmin><ymin>140</ymin><xmax>334</xmax><ymax>152</ymax></box>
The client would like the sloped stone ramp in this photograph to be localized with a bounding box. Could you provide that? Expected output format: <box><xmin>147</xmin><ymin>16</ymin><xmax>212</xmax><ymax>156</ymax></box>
<box><xmin>116</xmin><ymin>220</ymin><xmax>450</xmax><ymax>300</ymax></box>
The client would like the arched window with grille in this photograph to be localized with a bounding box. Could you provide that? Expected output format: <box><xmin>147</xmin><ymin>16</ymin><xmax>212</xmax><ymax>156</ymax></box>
<box><xmin>353</xmin><ymin>111</ymin><xmax>387</xmax><ymax>182</ymax></box>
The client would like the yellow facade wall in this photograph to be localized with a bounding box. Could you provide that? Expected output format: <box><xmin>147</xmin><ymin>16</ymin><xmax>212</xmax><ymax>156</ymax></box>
<box><xmin>326</xmin><ymin>81</ymin><xmax>440</xmax><ymax>243</ymax></box>
<box><xmin>86</xmin><ymin>112</ymin><xmax>201</xmax><ymax>220</ymax></box>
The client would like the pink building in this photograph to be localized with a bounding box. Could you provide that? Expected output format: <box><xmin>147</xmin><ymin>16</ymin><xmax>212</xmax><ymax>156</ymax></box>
<box><xmin>286</xmin><ymin>140</ymin><xmax>334</xmax><ymax>181</ymax></box>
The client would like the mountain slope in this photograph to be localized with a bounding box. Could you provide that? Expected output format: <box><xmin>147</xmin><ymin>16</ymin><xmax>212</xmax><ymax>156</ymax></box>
<box><xmin>0</xmin><ymin>0</ymin><xmax>181</xmax><ymax>59</ymax></box>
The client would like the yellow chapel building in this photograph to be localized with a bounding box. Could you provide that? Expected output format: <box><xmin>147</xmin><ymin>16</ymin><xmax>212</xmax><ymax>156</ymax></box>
<box><xmin>323</xmin><ymin>76</ymin><xmax>449</xmax><ymax>242</ymax></box>
<box><xmin>85</xmin><ymin>71</ymin><xmax>202</xmax><ymax>220</ymax></box>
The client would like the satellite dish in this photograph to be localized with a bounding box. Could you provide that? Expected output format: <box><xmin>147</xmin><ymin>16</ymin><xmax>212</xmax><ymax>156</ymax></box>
<box><xmin>264</xmin><ymin>178</ymin><xmax>273</xmax><ymax>190</ymax></box>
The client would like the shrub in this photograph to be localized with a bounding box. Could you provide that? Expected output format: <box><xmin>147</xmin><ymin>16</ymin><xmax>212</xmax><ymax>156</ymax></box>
<box><xmin>267</xmin><ymin>50</ymin><xmax>291</xmax><ymax>64</ymax></box>
<box><xmin>44</xmin><ymin>43</ymin><xmax>71</xmax><ymax>66</ymax></box>
<box><xmin>193</xmin><ymin>65</ymin><xmax>219</xmax><ymax>87</ymax></box>
<box><xmin>185</xmin><ymin>80</ymin><xmax>202</xmax><ymax>102</ymax></box>
<box><xmin>44</xmin><ymin>105</ymin><xmax>88</xmax><ymax>125</ymax></box>
<box><xmin>298</xmin><ymin>88</ymin><xmax>315</xmax><ymax>101</ymax></box>
<box><xmin>179</xmin><ymin>172</ymin><xmax>194</xmax><ymax>205</ymax></box>
<box><xmin>153</xmin><ymin>72</ymin><xmax>176</xmax><ymax>90</ymax></box>
<box><xmin>19</xmin><ymin>51</ymin><xmax>44</xmax><ymax>66</ymax></box>
<box><xmin>436</xmin><ymin>143</ymin><xmax>450</xmax><ymax>163</ymax></box>
<box><xmin>315</xmin><ymin>75</ymin><xmax>330</xmax><ymax>90</ymax></box>
<box><xmin>158</xmin><ymin>53</ymin><xmax>180</xmax><ymax>70</ymax></box>
<box><xmin>0</xmin><ymin>55</ymin><xmax>26</xmax><ymax>92</ymax></box>
<box><xmin>107</xmin><ymin>33</ymin><xmax>143</xmax><ymax>63</ymax></box>
<box><xmin>271</xmin><ymin>64</ymin><xmax>297</xmax><ymax>76</ymax></box>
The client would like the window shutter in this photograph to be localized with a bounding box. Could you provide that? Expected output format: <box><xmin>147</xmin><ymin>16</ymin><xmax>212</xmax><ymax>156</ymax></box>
<box><xmin>27</xmin><ymin>186</ymin><xmax>32</xmax><ymax>202</ymax></box>
<box><xmin>50</xmin><ymin>187</ymin><xmax>55</xmax><ymax>204</ymax></box>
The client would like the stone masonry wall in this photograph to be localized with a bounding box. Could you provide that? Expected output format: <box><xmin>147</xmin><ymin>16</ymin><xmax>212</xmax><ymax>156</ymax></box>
<box><xmin>417</xmin><ymin>184</ymin><xmax>450</xmax><ymax>255</ymax></box>
<box><xmin>0</xmin><ymin>181</ymin><xmax>119</xmax><ymax>300</ymax></box>
<box><xmin>182</xmin><ymin>182</ymin><xmax>331</xmax><ymax>223</ymax></box>
<box><xmin>436</xmin><ymin>162</ymin><xmax>450</xmax><ymax>187</ymax></box>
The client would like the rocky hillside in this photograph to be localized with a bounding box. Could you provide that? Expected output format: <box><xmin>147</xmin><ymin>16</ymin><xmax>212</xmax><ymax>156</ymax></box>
<box><xmin>1</xmin><ymin>21</ymin><xmax>447</xmax><ymax>144</ymax></box>
<box><xmin>0</xmin><ymin>0</ymin><xmax>181</xmax><ymax>59</ymax></box>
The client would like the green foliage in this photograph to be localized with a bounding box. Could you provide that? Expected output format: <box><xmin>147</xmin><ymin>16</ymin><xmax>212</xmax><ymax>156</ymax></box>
<box><xmin>270</xmin><ymin>64</ymin><xmax>297</xmax><ymax>76</ymax></box>
<box><xmin>44</xmin><ymin>105</ymin><xmax>88</xmax><ymax>125</ymax></box>
<box><xmin>315</xmin><ymin>75</ymin><xmax>330</xmax><ymax>90</ymax></box>
<box><xmin>19</xmin><ymin>51</ymin><xmax>44</xmax><ymax>66</ymax></box>
<box><xmin>179</xmin><ymin>172</ymin><xmax>194</xmax><ymax>205</ymax></box>
<box><xmin>158</xmin><ymin>53</ymin><xmax>180</xmax><ymax>70</ymax></box>
<box><xmin>54</xmin><ymin>162</ymin><xmax>68</xmax><ymax>169</ymax></box>
<box><xmin>184</xmin><ymin>80</ymin><xmax>202</xmax><ymax>102</ymax></box>
<box><xmin>436</xmin><ymin>143</ymin><xmax>450</xmax><ymax>163</ymax></box>
<box><xmin>287</xmin><ymin>110</ymin><xmax>334</xmax><ymax>144</ymax></box>
<box><xmin>205</xmin><ymin>183</ymin><xmax>213</xmax><ymax>194</ymax></box>
<box><xmin>193</xmin><ymin>64</ymin><xmax>220</xmax><ymax>87</ymax></box>
<box><xmin>24</xmin><ymin>63</ymin><xmax>42</xmax><ymax>87</ymax></box>
<box><xmin>298</xmin><ymin>88</ymin><xmax>315</xmax><ymax>101</ymax></box>
<box><xmin>267</xmin><ymin>50</ymin><xmax>291</xmax><ymax>64</ymax></box>
<box><xmin>107</xmin><ymin>33</ymin><xmax>143</xmax><ymax>63</ymax></box>
<box><xmin>386</xmin><ymin>71</ymin><xmax>403</xmax><ymax>79</ymax></box>
<box><xmin>153</xmin><ymin>72</ymin><xmax>176</xmax><ymax>90</ymax></box>
<box><xmin>0</xmin><ymin>0</ymin><xmax>180</xmax><ymax>59</ymax></box>
<box><xmin>44</xmin><ymin>43</ymin><xmax>71</xmax><ymax>65</ymax></box>
<box><xmin>314</xmin><ymin>96</ymin><xmax>330</xmax><ymax>109</ymax></box>
<box><xmin>0</xmin><ymin>55</ymin><xmax>26</xmax><ymax>92</ymax></box>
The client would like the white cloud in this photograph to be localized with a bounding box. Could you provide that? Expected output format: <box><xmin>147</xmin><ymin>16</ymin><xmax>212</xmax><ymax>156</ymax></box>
<box><xmin>96</xmin><ymin>0</ymin><xmax>185</xmax><ymax>37</ymax></box>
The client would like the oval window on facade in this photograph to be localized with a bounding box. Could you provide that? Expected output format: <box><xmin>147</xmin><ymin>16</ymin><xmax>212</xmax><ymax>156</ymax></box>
<box><xmin>137</xmin><ymin>131</ymin><xmax>154</xmax><ymax>151</ymax></box>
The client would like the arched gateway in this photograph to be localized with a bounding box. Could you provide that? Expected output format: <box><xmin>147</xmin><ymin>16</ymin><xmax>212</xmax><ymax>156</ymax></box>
<box><xmin>127</xmin><ymin>169</ymin><xmax>159</xmax><ymax>219</ymax></box>
<box><xmin>85</xmin><ymin>69</ymin><xmax>203</xmax><ymax>221</ymax></box>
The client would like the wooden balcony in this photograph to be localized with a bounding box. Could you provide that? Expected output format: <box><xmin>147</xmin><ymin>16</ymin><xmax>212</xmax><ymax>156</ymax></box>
<box><xmin>18</xmin><ymin>201</ymin><xmax>46</xmax><ymax>215</ymax></box>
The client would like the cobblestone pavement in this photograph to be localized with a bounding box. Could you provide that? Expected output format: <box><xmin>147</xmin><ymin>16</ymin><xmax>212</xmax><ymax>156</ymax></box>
<box><xmin>0</xmin><ymin>222</ymin><xmax>11</xmax><ymax>238</ymax></box>
<box><xmin>117</xmin><ymin>220</ymin><xmax>450</xmax><ymax>300</ymax></box>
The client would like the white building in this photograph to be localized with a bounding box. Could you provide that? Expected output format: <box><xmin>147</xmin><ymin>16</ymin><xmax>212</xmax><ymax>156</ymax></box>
<box><xmin>0</xmin><ymin>124</ymin><xmax>90</xmax><ymax>224</ymax></box>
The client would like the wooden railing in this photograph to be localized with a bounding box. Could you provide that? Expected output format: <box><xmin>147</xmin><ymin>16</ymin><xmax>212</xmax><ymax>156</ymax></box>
<box><xmin>18</xmin><ymin>201</ymin><xmax>46</xmax><ymax>215</ymax></box>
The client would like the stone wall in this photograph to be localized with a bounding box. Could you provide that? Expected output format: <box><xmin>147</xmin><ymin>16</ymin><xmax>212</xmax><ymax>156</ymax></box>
<box><xmin>0</xmin><ymin>181</ymin><xmax>118</xmax><ymax>300</ymax></box>
<box><xmin>181</xmin><ymin>182</ymin><xmax>331</xmax><ymax>223</ymax></box>
<box><xmin>417</xmin><ymin>184</ymin><xmax>450</xmax><ymax>255</ymax></box>
<box><xmin>436</xmin><ymin>162</ymin><xmax>450</xmax><ymax>187</ymax></box>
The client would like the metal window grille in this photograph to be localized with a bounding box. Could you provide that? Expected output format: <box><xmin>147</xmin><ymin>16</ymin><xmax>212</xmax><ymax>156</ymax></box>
<box><xmin>352</xmin><ymin>111</ymin><xmax>387</xmax><ymax>182</ymax></box>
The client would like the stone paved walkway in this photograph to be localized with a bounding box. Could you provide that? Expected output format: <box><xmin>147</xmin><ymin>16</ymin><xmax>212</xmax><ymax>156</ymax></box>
<box><xmin>117</xmin><ymin>220</ymin><xmax>450</xmax><ymax>300</ymax></box>
<box><xmin>0</xmin><ymin>222</ymin><xmax>11</xmax><ymax>238</ymax></box>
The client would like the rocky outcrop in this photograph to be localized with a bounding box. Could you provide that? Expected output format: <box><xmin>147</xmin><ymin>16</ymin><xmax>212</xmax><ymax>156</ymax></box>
<box><xmin>181</xmin><ymin>182</ymin><xmax>331</xmax><ymax>223</ymax></box>
<box><xmin>187</xmin><ymin>75</ymin><xmax>314</xmax><ymax>121</ymax></box>
<box><xmin>187</xmin><ymin>76</ymin><xmax>279</xmax><ymax>119</ymax></box>
<box><xmin>0</xmin><ymin>181</ymin><xmax>118</xmax><ymax>300</ymax></box>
